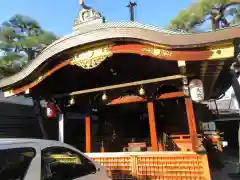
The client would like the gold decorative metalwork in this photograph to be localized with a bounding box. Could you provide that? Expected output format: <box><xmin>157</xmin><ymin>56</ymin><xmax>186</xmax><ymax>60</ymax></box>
<box><xmin>208</xmin><ymin>46</ymin><xmax>234</xmax><ymax>60</ymax></box>
<box><xmin>71</xmin><ymin>46</ymin><xmax>112</xmax><ymax>69</ymax></box>
<box><xmin>142</xmin><ymin>47</ymin><xmax>172</xmax><ymax>57</ymax></box>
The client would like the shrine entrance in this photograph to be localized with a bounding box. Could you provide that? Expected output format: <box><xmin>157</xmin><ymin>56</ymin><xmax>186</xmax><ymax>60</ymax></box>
<box><xmin>94</xmin><ymin>96</ymin><xmax>191</xmax><ymax>152</ymax></box>
<box><xmin>35</xmin><ymin>51</ymin><xmax>196</xmax><ymax>153</ymax></box>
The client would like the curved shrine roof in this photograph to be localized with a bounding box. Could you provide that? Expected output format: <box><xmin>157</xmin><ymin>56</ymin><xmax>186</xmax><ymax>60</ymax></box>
<box><xmin>47</xmin><ymin>21</ymin><xmax>239</xmax><ymax>51</ymax></box>
<box><xmin>0</xmin><ymin>20</ymin><xmax>239</xmax><ymax>97</ymax></box>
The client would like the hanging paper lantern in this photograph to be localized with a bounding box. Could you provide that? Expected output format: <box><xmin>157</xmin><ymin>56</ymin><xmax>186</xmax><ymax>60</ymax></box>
<box><xmin>189</xmin><ymin>79</ymin><xmax>204</xmax><ymax>102</ymax></box>
<box><xmin>46</xmin><ymin>103</ymin><xmax>57</xmax><ymax>118</ymax></box>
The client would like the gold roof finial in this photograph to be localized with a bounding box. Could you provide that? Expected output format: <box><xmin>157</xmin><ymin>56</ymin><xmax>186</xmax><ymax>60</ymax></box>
<box><xmin>80</xmin><ymin>0</ymin><xmax>83</xmax><ymax>4</ymax></box>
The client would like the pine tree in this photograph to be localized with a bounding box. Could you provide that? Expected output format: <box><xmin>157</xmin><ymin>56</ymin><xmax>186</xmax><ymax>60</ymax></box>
<box><xmin>0</xmin><ymin>14</ymin><xmax>57</xmax><ymax>78</ymax></box>
<box><xmin>168</xmin><ymin>0</ymin><xmax>240</xmax><ymax>31</ymax></box>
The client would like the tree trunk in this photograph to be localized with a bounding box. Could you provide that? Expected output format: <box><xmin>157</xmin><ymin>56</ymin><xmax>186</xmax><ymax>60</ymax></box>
<box><xmin>32</xmin><ymin>98</ymin><xmax>48</xmax><ymax>139</ymax></box>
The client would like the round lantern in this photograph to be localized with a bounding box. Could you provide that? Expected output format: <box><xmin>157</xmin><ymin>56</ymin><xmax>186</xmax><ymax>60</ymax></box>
<box><xmin>46</xmin><ymin>103</ymin><xmax>57</xmax><ymax>118</ymax></box>
<box><xmin>189</xmin><ymin>79</ymin><xmax>204</xmax><ymax>102</ymax></box>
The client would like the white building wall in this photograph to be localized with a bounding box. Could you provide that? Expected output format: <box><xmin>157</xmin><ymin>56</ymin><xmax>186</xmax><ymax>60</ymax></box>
<box><xmin>206</xmin><ymin>78</ymin><xmax>240</xmax><ymax>111</ymax></box>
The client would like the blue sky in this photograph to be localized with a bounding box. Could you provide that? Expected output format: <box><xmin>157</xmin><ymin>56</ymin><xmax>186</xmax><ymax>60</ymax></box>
<box><xmin>0</xmin><ymin>0</ymin><xmax>196</xmax><ymax>36</ymax></box>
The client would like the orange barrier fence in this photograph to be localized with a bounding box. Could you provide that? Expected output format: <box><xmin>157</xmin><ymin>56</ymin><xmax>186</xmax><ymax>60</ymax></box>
<box><xmin>170</xmin><ymin>134</ymin><xmax>202</xmax><ymax>140</ymax></box>
<box><xmin>170</xmin><ymin>134</ymin><xmax>203</xmax><ymax>151</ymax></box>
<box><xmin>86</xmin><ymin>151</ymin><xmax>211</xmax><ymax>180</ymax></box>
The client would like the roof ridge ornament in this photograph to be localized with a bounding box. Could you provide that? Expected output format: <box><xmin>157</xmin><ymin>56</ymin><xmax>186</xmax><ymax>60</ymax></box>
<box><xmin>73</xmin><ymin>0</ymin><xmax>105</xmax><ymax>31</ymax></box>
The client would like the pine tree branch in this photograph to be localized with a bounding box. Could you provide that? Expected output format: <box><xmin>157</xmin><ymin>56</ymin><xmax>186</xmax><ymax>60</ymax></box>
<box><xmin>0</xmin><ymin>14</ymin><xmax>58</xmax><ymax>78</ymax></box>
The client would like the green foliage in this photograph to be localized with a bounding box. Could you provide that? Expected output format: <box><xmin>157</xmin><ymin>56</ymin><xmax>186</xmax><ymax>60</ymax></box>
<box><xmin>232</xmin><ymin>6</ymin><xmax>240</xmax><ymax>23</ymax></box>
<box><xmin>0</xmin><ymin>14</ymin><xmax>58</xmax><ymax>78</ymax></box>
<box><xmin>168</xmin><ymin>0</ymin><xmax>239</xmax><ymax>31</ymax></box>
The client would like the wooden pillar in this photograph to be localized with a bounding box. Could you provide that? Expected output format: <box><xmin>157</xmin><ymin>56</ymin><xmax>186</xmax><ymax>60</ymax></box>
<box><xmin>58</xmin><ymin>113</ymin><xmax>64</xmax><ymax>143</ymax></box>
<box><xmin>85</xmin><ymin>116</ymin><xmax>91</xmax><ymax>153</ymax></box>
<box><xmin>100</xmin><ymin>141</ymin><xmax>105</xmax><ymax>152</ymax></box>
<box><xmin>185</xmin><ymin>98</ymin><xmax>198</xmax><ymax>151</ymax></box>
<box><xmin>178</xmin><ymin>61</ymin><xmax>198</xmax><ymax>151</ymax></box>
<box><xmin>33</xmin><ymin>98</ymin><xmax>48</xmax><ymax>139</ymax></box>
<box><xmin>147</xmin><ymin>101</ymin><xmax>158</xmax><ymax>151</ymax></box>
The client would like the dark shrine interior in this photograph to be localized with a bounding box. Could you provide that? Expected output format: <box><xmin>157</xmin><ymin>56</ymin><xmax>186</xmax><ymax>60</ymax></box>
<box><xmin>31</xmin><ymin>52</ymin><xmax>234</xmax><ymax>103</ymax></box>
<box><xmin>31</xmin><ymin>53</ymin><xmax>217</xmax><ymax>152</ymax></box>
<box><xmin>33</xmin><ymin>53</ymin><xmax>180</xmax><ymax>99</ymax></box>
<box><xmin>61</xmin><ymin>98</ymin><xmax>216</xmax><ymax>152</ymax></box>
<box><xmin>59</xmin><ymin>99</ymin><xmax>192</xmax><ymax>152</ymax></box>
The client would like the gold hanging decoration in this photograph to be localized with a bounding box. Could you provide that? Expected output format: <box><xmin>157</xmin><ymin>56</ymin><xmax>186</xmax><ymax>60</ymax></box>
<box><xmin>71</xmin><ymin>46</ymin><xmax>113</xmax><ymax>69</ymax></box>
<box><xmin>138</xmin><ymin>86</ymin><xmax>145</xmax><ymax>96</ymax></box>
<box><xmin>102</xmin><ymin>93</ymin><xmax>107</xmax><ymax>101</ymax></box>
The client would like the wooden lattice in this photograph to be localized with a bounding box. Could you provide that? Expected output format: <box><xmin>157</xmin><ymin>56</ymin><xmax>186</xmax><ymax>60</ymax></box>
<box><xmin>87</xmin><ymin>152</ymin><xmax>211</xmax><ymax>180</ymax></box>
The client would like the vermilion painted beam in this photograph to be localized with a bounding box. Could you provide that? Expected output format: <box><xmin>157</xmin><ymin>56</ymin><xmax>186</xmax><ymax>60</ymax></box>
<box><xmin>12</xmin><ymin>59</ymin><xmax>71</xmax><ymax>95</ymax></box>
<box><xmin>108</xmin><ymin>96</ymin><xmax>146</xmax><ymax>105</ymax></box>
<box><xmin>111</xmin><ymin>44</ymin><xmax>213</xmax><ymax>61</ymax></box>
<box><xmin>108</xmin><ymin>91</ymin><xmax>184</xmax><ymax>105</ymax></box>
<box><xmin>157</xmin><ymin>91</ymin><xmax>184</xmax><ymax>100</ymax></box>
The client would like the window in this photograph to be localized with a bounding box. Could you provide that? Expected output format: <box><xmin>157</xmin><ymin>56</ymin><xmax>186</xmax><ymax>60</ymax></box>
<box><xmin>41</xmin><ymin>147</ymin><xmax>96</xmax><ymax>180</ymax></box>
<box><xmin>0</xmin><ymin>147</ymin><xmax>36</xmax><ymax>180</ymax></box>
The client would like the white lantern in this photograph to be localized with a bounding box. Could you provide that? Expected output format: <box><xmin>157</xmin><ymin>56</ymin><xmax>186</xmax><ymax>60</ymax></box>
<box><xmin>189</xmin><ymin>79</ymin><xmax>204</xmax><ymax>102</ymax></box>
